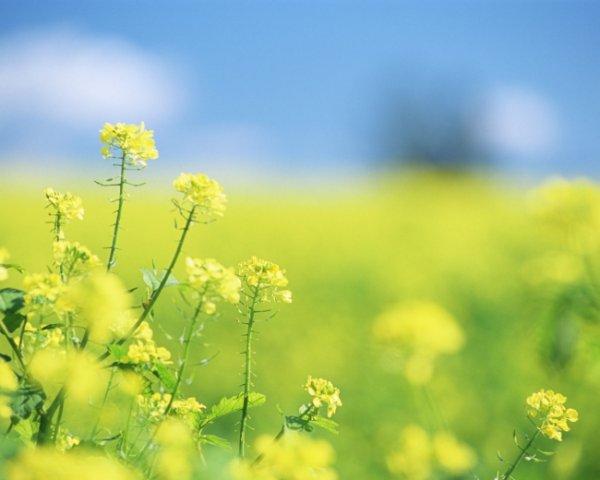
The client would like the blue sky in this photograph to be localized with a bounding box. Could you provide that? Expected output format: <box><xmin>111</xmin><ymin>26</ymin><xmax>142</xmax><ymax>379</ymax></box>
<box><xmin>1</xmin><ymin>1</ymin><xmax>599</xmax><ymax>182</ymax></box>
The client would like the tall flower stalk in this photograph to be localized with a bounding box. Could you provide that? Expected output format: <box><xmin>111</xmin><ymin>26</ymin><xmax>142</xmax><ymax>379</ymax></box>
<box><xmin>237</xmin><ymin>257</ymin><xmax>292</xmax><ymax>458</ymax></box>
<box><xmin>96</xmin><ymin>122</ymin><xmax>158</xmax><ymax>272</ymax></box>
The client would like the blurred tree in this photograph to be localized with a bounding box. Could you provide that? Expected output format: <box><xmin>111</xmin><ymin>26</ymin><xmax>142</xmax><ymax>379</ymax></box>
<box><xmin>377</xmin><ymin>73</ymin><xmax>490</xmax><ymax>171</ymax></box>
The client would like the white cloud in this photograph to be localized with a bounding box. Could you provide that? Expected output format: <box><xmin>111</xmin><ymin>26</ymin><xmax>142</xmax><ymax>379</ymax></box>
<box><xmin>0</xmin><ymin>26</ymin><xmax>187</xmax><ymax>128</ymax></box>
<box><xmin>474</xmin><ymin>87</ymin><xmax>559</xmax><ymax>157</ymax></box>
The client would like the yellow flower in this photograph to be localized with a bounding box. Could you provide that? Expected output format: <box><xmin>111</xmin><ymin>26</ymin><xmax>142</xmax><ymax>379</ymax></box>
<box><xmin>53</xmin><ymin>240</ymin><xmax>101</xmax><ymax>277</ymax></box>
<box><xmin>100</xmin><ymin>122</ymin><xmax>158</xmax><ymax>167</ymax></box>
<box><xmin>45</xmin><ymin>188</ymin><xmax>84</xmax><ymax>222</ymax></box>
<box><xmin>0</xmin><ymin>247</ymin><xmax>10</xmax><ymax>281</ymax></box>
<box><xmin>126</xmin><ymin>340</ymin><xmax>172</xmax><ymax>366</ymax></box>
<box><xmin>174</xmin><ymin>173</ymin><xmax>227</xmax><ymax>215</ymax></box>
<box><xmin>238</xmin><ymin>256</ymin><xmax>292</xmax><ymax>304</ymax></box>
<box><xmin>172</xmin><ymin>397</ymin><xmax>206</xmax><ymax>417</ymax></box>
<box><xmin>185</xmin><ymin>257</ymin><xmax>241</xmax><ymax>312</ymax></box>
<box><xmin>23</xmin><ymin>273</ymin><xmax>73</xmax><ymax>312</ymax></box>
<box><xmin>138</xmin><ymin>392</ymin><xmax>172</xmax><ymax>419</ymax></box>
<box><xmin>304</xmin><ymin>376</ymin><xmax>342</xmax><ymax>418</ymax></box>
<box><xmin>526</xmin><ymin>389</ymin><xmax>578</xmax><ymax>441</ymax></box>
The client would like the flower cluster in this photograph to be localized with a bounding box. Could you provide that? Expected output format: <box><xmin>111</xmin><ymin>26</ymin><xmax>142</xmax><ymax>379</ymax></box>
<box><xmin>232</xmin><ymin>433</ymin><xmax>338</xmax><ymax>480</ymax></box>
<box><xmin>526</xmin><ymin>389</ymin><xmax>578</xmax><ymax>441</ymax></box>
<box><xmin>0</xmin><ymin>247</ymin><xmax>9</xmax><ymax>281</ymax></box>
<box><xmin>54</xmin><ymin>240</ymin><xmax>101</xmax><ymax>277</ymax></box>
<box><xmin>531</xmin><ymin>178</ymin><xmax>600</xmax><ymax>253</ymax></box>
<box><xmin>17</xmin><ymin>322</ymin><xmax>64</xmax><ymax>351</ymax></box>
<box><xmin>23</xmin><ymin>273</ymin><xmax>72</xmax><ymax>312</ymax></box>
<box><xmin>138</xmin><ymin>392</ymin><xmax>172</xmax><ymax>420</ymax></box>
<box><xmin>100</xmin><ymin>122</ymin><xmax>158</xmax><ymax>167</ymax></box>
<box><xmin>185</xmin><ymin>257</ymin><xmax>241</xmax><ymax>313</ymax></box>
<box><xmin>125</xmin><ymin>340</ymin><xmax>172</xmax><ymax>366</ymax></box>
<box><xmin>373</xmin><ymin>301</ymin><xmax>464</xmax><ymax>384</ymax></box>
<box><xmin>45</xmin><ymin>188</ymin><xmax>84</xmax><ymax>223</ymax></box>
<box><xmin>386</xmin><ymin>424</ymin><xmax>476</xmax><ymax>480</ymax></box>
<box><xmin>238</xmin><ymin>256</ymin><xmax>292</xmax><ymax>303</ymax></box>
<box><xmin>171</xmin><ymin>397</ymin><xmax>206</xmax><ymax>418</ymax></box>
<box><xmin>304</xmin><ymin>376</ymin><xmax>342</xmax><ymax>418</ymax></box>
<box><xmin>173</xmin><ymin>173</ymin><xmax>227</xmax><ymax>216</ymax></box>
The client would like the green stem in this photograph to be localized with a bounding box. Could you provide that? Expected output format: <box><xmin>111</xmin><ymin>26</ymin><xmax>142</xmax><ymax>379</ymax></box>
<box><xmin>502</xmin><ymin>428</ymin><xmax>540</xmax><ymax>480</ymax></box>
<box><xmin>106</xmin><ymin>153</ymin><xmax>128</xmax><ymax>273</ymax></box>
<box><xmin>120</xmin><ymin>393</ymin><xmax>137</xmax><ymax>457</ymax></box>
<box><xmin>135</xmin><ymin>296</ymin><xmax>204</xmax><ymax>463</ymax></box>
<box><xmin>251</xmin><ymin>425</ymin><xmax>285</xmax><ymax>467</ymax></box>
<box><xmin>42</xmin><ymin>206</ymin><xmax>197</xmax><ymax>444</ymax></box>
<box><xmin>96</xmin><ymin>205</ymin><xmax>197</xmax><ymax>360</ymax></box>
<box><xmin>90</xmin><ymin>367</ymin><xmax>116</xmax><ymax>440</ymax></box>
<box><xmin>0</xmin><ymin>319</ymin><xmax>27</xmax><ymax>372</ymax></box>
<box><xmin>239</xmin><ymin>286</ymin><xmax>260</xmax><ymax>459</ymax></box>
<box><xmin>164</xmin><ymin>298</ymin><xmax>204</xmax><ymax>416</ymax></box>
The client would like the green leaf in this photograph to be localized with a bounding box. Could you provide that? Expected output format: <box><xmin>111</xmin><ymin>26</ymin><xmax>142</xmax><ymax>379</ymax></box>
<box><xmin>0</xmin><ymin>289</ymin><xmax>26</xmax><ymax>314</ymax></box>
<box><xmin>2</xmin><ymin>312</ymin><xmax>26</xmax><ymax>334</ymax></box>
<box><xmin>141</xmin><ymin>268</ymin><xmax>161</xmax><ymax>291</ymax></box>
<box><xmin>12</xmin><ymin>417</ymin><xmax>35</xmax><ymax>446</ymax></box>
<box><xmin>107</xmin><ymin>344</ymin><xmax>128</xmax><ymax>362</ymax></box>
<box><xmin>158</xmin><ymin>270</ymin><xmax>179</xmax><ymax>287</ymax></box>
<box><xmin>534</xmin><ymin>447</ymin><xmax>556</xmax><ymax>456</ymax></box>
<box><xmin>310</xmin><ymin>415</ymin><xmax>339</xmax><ymax>435</ymax></box>
<box><xmin>153</xmin><ymin>363</ymin><xmax>177</xmax><ymax>392</ymax></box>
<box><xmin>199</xmin><ymin>434</ymin><xmax>231</xmax><ymax>449</ymax></box>
<box><xmin>11</xmin><ymin>380</ymin><xmax>46</xmax><ymax>420</ymax></box>
<box><xmin>285</xmin><ymin>415</ymin><xmax>313</xmax><ymax>432</ymax></box>
<box><xmin>197</xmin><ymin>392</ymin><xmax>266</xmax><ymax>429</ymax></box>
<box><xmin>0</xmin><ymin>264</ymin><xmax>28</xmax><ymax>275</ymax></box>
<box><xmin>513</xmin><ymin>429</ymin><xmax>519</xmax><ymax>447</ymax></box>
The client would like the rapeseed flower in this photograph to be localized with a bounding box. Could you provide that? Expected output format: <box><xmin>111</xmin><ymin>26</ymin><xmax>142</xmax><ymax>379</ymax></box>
<box><xmin>526</xmin><ymin>389</ymin><xmax>578</xmax><ymax>441</ymax></box>
<box><xmin>23</xmin><ymin>272</ymin><xmax>73</xmax><ymax>312</ymax></box>
<box><xmin>185</xmin><ymin>257</ymin><xmax>241</xmax><ymax>313</ymax></box>
<box><xmin>53</xmin><ymin>240</ymin><xmax>101</xmax><ymax>277</ymax></box>
<box><xmin>45</xmin><ymin>188</ymin><xmax>84</xmax><ymax>223</ymax></box>
<box><xmin>238</xmin><ymin>256</ymin><xmax>292</xmax><ymax>304</ymax></box>
<box><xmin>100</xmin><ymin>122</ymin><xmax>158</xmax><ymax>167</ymax></box>
<box><xmin>174</xmin><ymin>173</ymin><xmax>227</xmax><ymax>215</ymax></box>
<box><xmin>304</xmin><ymin>376</ymin><xmax>342</xmax><ymax>418</ymax></box>
<box><xmin>126</xmin><ymin>340</ymin><xmax>172</xmax><ymax>366</ymax></box>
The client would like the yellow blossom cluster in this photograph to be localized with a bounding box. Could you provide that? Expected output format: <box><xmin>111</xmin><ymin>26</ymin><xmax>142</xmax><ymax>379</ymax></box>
<box><xmin>232</xmin><ymin>433</ymin><xmax>338</xmax><ymax>480</ymax></box>
<box><xmin>373</xmin><ymin>301</ymin><xmax>464</xmax><ymax>384</ymax></box>
<box><xmin>56</xmin><ymin>429</ymin><xmax>81</xmax><ymax>452</ymax></box>
<box><xmin>526</xmin><ymin>389</ymin><xmax>578</xmax><ymax>441</ymax></box>
<box><xmin>5</xmin><ymin>448</ymin><xmax>137</xmax><ymax>480</ymax></box>
<box><xmin>304</xmin><ymin>376</ymin><xmax>342</xmax><ymax>418</ymax></box>
<box><xmin>171</xmin><ymin>396</ymin><xmax>206</xmax><ymax>417</ymax></box>
<box><xmin>0</xmin><ymin>360</ymin><xmax>18</xmax><ymax>418</ymax></box>
<box><xmin>126</xmin><ymin>340</ymin><xmax>172</xmax><ymax>366</ymax></box>
<box><xmin>173</xmin><ymin>173</ymin><xmax>227</xmax><ymax>216</ymax></box>
<box><xmin>0</xmin><ymin>247</ymin><xmax>10</xmax><ymax>281</ymax></box>
<box><xmin>45</xmin><ymin>188</ymin><xmax>84</xmax><ymax>223</ymax></box>
<box><xmin>138</xmin><ymin>392</ymin><xmax>172</xmax><ymax>419</ymax></box>
<box><xmin>531</xmin><ymin>177</ymin><xmax>600</xmax><ymax>253</ymax></box>
<box><xmin>386</xmin><ymin>424</ymin><xmax>476</xmax><ymax>480</ymax></box>
<box><xmin>185</xmin><ymin>257</ymin><xmax>241</xmax><ymax>313</ymax></box>
<box><xmin>16</xmin><ymin>322</ymin><xmax>64</xmax><ymax>351</ymax></box>
<box><xmin>23</xmin><ymin>273</ymin><xmax>73</xmax><ymax>312</ymax></box>
<box><xmin>100</xmin><ymin>122</ymin><xmax>158</xmax><ymax>167</ymax></box>
<box><xmin>54</xmin><ymin>240</ymin><xmax>101</xmax><ymax>277</ymax></box>
<box><xmin>238</xmin><ymin>256</ymin><xmax>292</xmax><ymax>303</ymax></box>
